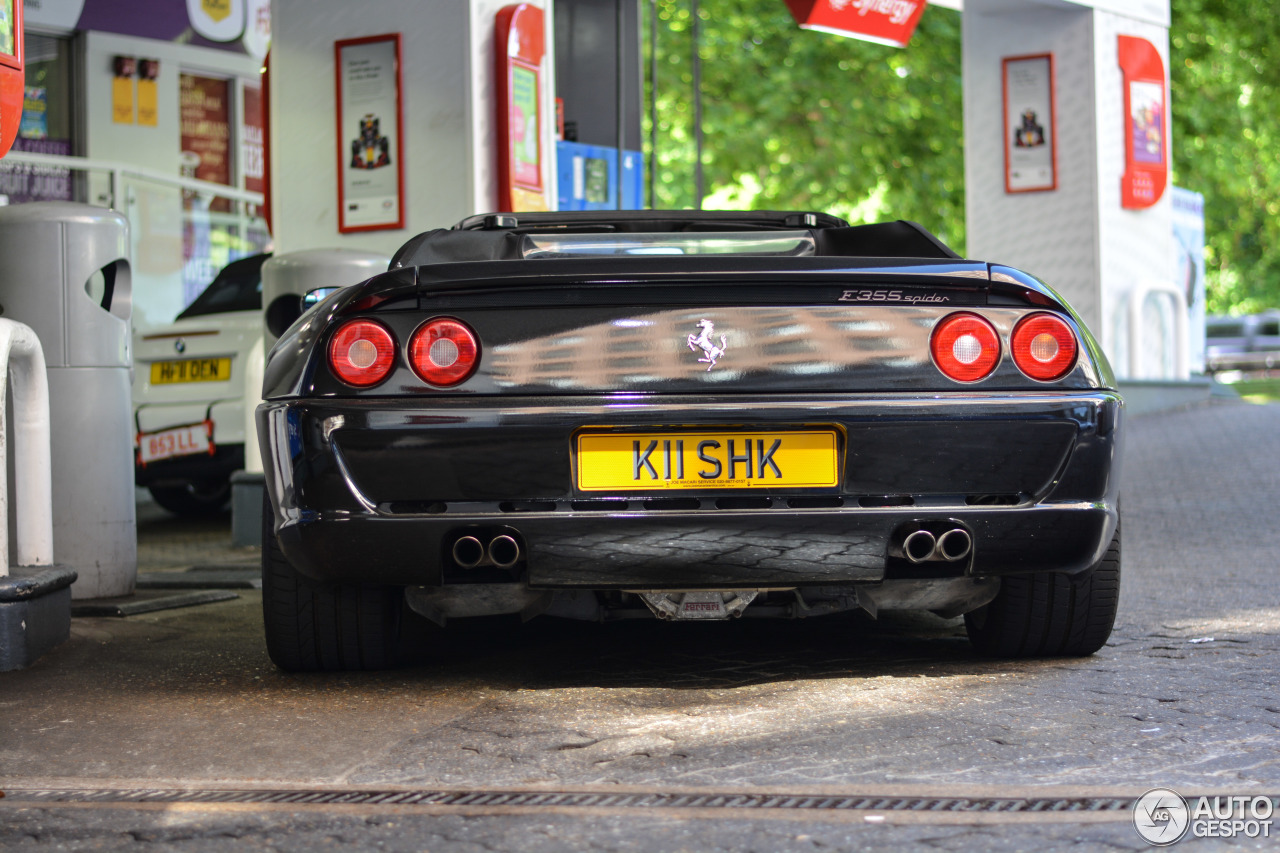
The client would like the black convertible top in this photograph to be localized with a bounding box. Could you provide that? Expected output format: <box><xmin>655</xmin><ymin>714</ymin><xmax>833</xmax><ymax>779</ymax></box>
<box><xmin>389</xmin><ymin>211</ymin><xmax>961</xmax><ymax>269</ymax></box>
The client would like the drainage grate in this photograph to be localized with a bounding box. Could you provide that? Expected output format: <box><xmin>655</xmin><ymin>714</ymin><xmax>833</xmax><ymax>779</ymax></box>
<box><xmin>0</xmin><ymin>787</ymin><xmax>1140</xmax><ymax>814</ymax></box>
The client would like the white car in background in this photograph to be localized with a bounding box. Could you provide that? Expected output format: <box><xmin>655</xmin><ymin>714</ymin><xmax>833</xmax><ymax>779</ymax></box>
<box><xmin>133</xmin><ymin>253</ymin><xmax>269</xmax><ymax>516</ymax></box>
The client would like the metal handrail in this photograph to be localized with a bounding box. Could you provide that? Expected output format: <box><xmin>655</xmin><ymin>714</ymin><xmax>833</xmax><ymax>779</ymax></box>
<box><xmin>1128</xmin><ymin>281</ymin><xmax>1190</xmax><ymax>380</ymax></box>
<box><xmin>1</xmin><ymin>151</ymin><xmax>266</xmax><ymax>208</ymax></box>
<box><xmin>0</xmin><ymin>319</ymin><xmax>54</xmax><ymax>576</ymax></box>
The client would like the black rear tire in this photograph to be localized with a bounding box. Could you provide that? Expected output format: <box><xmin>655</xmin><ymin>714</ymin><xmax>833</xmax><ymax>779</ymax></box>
<box><xmin>965</xmin><ymin>523</ymin><xmax>1120</xmax><ymax>658</ymax></box>
<box><xmin>261</xmin><ymin>495</ymin><xmax>402</xmax><ymax>672</ymax></box>
<box><xmin>148</xmin><ymin>480</ymin><xmax>231</xmax><ymax>517</ymax></box>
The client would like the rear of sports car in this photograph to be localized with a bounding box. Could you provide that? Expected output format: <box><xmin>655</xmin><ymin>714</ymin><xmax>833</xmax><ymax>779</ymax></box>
<box><xmin>258</xmin><ymin>215</ymin><xmax>1122</xmax><ymax>671</ymax></box>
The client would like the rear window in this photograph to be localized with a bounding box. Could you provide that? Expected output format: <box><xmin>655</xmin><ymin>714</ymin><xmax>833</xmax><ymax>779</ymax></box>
<box><xmin>519</xmin><ymin>231</ymin><xmax>817</xmax><ymax>259</ymax></box>
<box><xmin>176</xmin><ymin>253</ymin><xmax>269</xmax><ymax>320</ymax></box>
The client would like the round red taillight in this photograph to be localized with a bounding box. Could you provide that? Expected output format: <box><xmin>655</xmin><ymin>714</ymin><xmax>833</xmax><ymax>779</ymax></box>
<box><xmin>328</xmin><ymin>320</ymin><xmax>396</xmax><ymax>387</ymax></box>
<box><xmin>1011</xmin><ymin>313</ymin><xmax>1078</xmax><ymax>381</ymax></box>
<box><xmin>930</xmin><ymin>312</ymin><xmax>1001</xmax><ymax>382</ymax></box>
<box><xmin>408</xmin><ymin>318</ymin><xmax>479</xmax><ymax>386</ymax></box>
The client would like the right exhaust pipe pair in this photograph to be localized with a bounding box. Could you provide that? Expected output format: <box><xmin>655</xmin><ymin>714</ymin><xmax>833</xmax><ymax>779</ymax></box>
<box><xmin>903</xmin><ymin>528</ymin><xmax>972</xmax><ymax>564</ymax></box>
<box><xmin>451</xmin><ymin>534</ymin><xmax>522</xmax><ymax>570</ymax></box>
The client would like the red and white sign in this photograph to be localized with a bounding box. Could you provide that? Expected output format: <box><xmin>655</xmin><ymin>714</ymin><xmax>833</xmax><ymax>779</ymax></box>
<box><xmin>138</xmin><ymin>422</ymin><xmax>215</xmax><ymax>465</ymax></box>
<box><xmin>784</xmin><ymin>0</ymin><xmax>926</xmax><ymax>48</ymax></box>
<box><xmin>1118</xmin><ymin>34</ymin><xmax>1167</xmax><ymax>210</ymax></box>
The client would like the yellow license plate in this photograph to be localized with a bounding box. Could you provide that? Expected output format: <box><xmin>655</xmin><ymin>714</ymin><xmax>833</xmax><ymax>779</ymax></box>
<box><xmin>150</xmin><ymin>358</ymin><xmax>232</xmax><ymax>384</ymax></box>
<box><xmin>576</xmin><ymin>430</ymin><xmax>840</xmax><ymax>491</ymax></box>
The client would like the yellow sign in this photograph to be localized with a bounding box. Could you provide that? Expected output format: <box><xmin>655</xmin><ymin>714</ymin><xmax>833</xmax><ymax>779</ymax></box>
<box><xmin>576</xmin><ymin>430</ymin><xmax>840</xmax><ymax>491</ymax></box>
<box><xmin>112</xmin><ymin>77</ymin><xmax>134</xmax><ymax>124</ymax></box>
<box><xmin>202</xmin><ymin>0</ymin><xmax>232</xmax><ymax>23</ymax></box>
<box><xmin>150</xmin><ymin>358</ymin><xmax>232</xmax><ymax>384</ymax></box>
<box><xmin>137</xmin><ymin>79</ymin><xmax>157</xmax><ymax>127</ymax></box>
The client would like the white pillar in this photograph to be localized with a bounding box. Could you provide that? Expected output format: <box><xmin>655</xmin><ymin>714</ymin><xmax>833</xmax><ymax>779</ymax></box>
<box><xmin>963</xmin><ymin>0</ymin><xmax>1175</xmax><ymax>379</ymax></box>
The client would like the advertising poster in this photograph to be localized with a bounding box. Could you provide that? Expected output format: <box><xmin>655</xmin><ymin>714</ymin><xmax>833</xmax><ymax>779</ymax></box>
<box><xmin>241</xmin><ymin>84</ymin><xmax>264</xmax><ymax>195</ymax></box>
<box><xmin>1003</xmin><ymin>54</ymin><xmax>1056</xmax><ymax>193</ymax></box>
<box><xmin>180</xmin><ymin>73</ymin><xmax>232</xmax><ymax>302</ymax></box>
<box><xmin>20</xmin><ymin>86</ymin><xmax>48</xmax><ymax>138</ymax></box>
<box><xmin>335</xmin><ymin>34</ymin><xmax>403</xmax><ymax>232</ymax></box>
<box><xmin>510</xmin><ymin>65</ymin><xmax>542</xmax><ymax>189</ymax></box>
<box><xmin>1129</xmin><ymin>80</ymin><xmax>1165</xmax><ymax>165</ymax></box>
<box><xmin>179</xmin><ymin>73</ymin><xmax>232</xmax><ymax>188</ymax></box>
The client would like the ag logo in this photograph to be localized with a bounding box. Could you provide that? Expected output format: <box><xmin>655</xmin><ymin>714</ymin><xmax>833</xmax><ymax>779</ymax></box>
<box><xmin>1133</xmin><ymin>787</ymin><xmax>1190</xmax><ymax>846</ymax></box>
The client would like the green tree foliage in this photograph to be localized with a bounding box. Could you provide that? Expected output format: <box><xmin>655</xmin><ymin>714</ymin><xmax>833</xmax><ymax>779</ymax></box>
<box><xmin>646</xmin><ymin>1</ymin><xmax>1279</xmax><ymax>314</ymax></box>
<box><xmin>1170</xmin><ymin>0</ymin><xmax>1280</xmax><ymax>314</ymax></box>
<box><xmin>646</xmin><ymin>1</ymin><xmax>966</xmax><ymax>250</ymax></box>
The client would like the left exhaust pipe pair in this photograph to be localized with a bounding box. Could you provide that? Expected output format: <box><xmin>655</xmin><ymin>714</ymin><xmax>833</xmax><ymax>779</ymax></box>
<box><xmin>902</xmin><ymin>528</ymin><xmax>972</xmax><ymax>564</ymax></box>
<box><xmin>451</xmin><ymin>534</ymin><xmax>521</xmax><ymax>569</ymax></box>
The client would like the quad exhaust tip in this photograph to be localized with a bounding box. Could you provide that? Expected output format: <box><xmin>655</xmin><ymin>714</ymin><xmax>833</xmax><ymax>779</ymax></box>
<box><xmin>450</xmin><ymin>533</ymin><xmax>523</xmax><ymax>569</ymax></box>
<box><xmin>487</xmin><ymin>534</ymin><xmax>521</xmax><ymax>569</ymax></box>
<box><xmin>903</xmin><ymin>530</ymin><xmax>937</xmax><ymax>563</ymax></box>
<box><xmin>901</xmin><ymin>526</ymin><xmax>972</xmax><ymax>563</ymax></box>
<box><xmin>451</xmin><ymin>535</ymin><xmax>485</xmax><ymax>569</ymax></box>
<box><xmin>936</xmin><ymin>528</ymin><xmax>972</xmax><ymax>562</ymax></box>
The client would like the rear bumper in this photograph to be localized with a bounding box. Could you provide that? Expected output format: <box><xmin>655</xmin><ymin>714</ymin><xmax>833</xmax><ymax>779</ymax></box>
<box><xmin>258</xmin><ymin>391</ymin><xmax>1122</xmax><ymax>589</ymax></box>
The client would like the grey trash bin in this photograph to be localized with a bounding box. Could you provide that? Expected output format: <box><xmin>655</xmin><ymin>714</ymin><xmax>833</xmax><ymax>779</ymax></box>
<box><xmin>231</xmin><ymin>249</ymin><xmax>388</xmax><ymax>547</ymax></box>
<box><xmin>0</xmin><ymin>202</ymin><xmax>136</xmax><ymax>599</ymax></box>
<box><xmin>261</xmin><ymin>249</ymin><xmax>390</xmax><ymax>350</ymax></box>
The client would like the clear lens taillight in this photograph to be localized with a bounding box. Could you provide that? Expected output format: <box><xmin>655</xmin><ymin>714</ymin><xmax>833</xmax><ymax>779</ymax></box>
<box><xmin>408</xmin><ymin>318</ymin><xmax>479</xmax><ymax>386</ymax></box>
<box><xmin>930</xmin><ymin>312</ymin><xmax>1001</xmax><ymax>382</ymax></box>
<box><xmin>328</xmin><ymin>320</ymin><xmax>396</xmax><ymax>387</ymax></box>
<box><xmin>1011</xmin><ymin>313</ymin><xmax>1078</xmax><ymax>381</ymax></box>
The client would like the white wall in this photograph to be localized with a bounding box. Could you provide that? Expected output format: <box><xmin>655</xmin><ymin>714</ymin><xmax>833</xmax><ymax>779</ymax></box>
<box><xmin>270</xmin><ymin>0</ymin><xmax>557</xmax><ymax>256</ymax></box>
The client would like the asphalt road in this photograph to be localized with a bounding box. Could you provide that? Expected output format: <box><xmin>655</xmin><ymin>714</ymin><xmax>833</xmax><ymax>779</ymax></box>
<box><xmin>2</xmin><ymin>399</ymin><xmax>1279</xmax><ymax>851</ymax></box>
